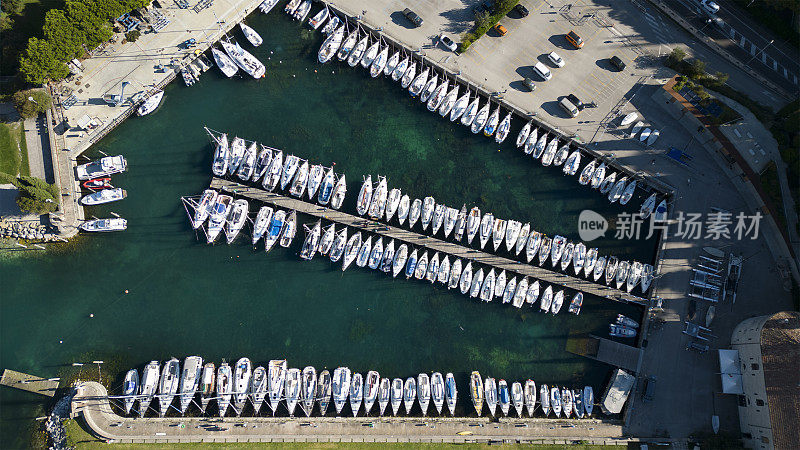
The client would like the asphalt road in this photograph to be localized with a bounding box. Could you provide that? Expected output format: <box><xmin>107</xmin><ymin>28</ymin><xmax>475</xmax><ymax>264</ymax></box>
<box><xmin>662</xmin><ymin>0</ymin><xmax>799</xmax><ymax>93</ymax></box>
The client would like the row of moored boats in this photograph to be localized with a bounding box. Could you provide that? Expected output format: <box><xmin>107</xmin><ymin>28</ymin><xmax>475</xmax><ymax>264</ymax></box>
<box><xmin>121</xmin><ymin>357</ymin><xmax>594</xmax><ymax>419</ymax></box>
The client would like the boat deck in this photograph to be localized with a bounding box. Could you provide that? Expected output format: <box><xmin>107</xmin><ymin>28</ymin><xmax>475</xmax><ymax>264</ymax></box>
<box><xmin>210</xmin><ymin>178</ymin><xmax>647</xmax><ymax>305</ymax></box>
<box><xmin>1</xmin><ymin>369</ymin><xmax>60</xmax><ymax>397</ymax></box>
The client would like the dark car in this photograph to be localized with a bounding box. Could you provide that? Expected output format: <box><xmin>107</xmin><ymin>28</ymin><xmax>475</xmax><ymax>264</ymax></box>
<box><xmin>610</xmin><ymin>55</ymin><xmax>626</xmax><ymax>71</ymax></box>
<box><xmin>642</xmin><ymin>376</ymin><xmax>656</xmax><ymax>402</ymax></box>
<box><xmin>513</xmin><ymin>4</ymin><xmax>529</xmax><ymax>17</ymax></box>
<box><xmin>403</xmin><ymin>8</ymin><xmax>423</xmax><ymax>27</ymax></box>
<box><xmin>567</xmin><ymin>94</ymin><xmax>584</xmax><ymax>110</ymax></box>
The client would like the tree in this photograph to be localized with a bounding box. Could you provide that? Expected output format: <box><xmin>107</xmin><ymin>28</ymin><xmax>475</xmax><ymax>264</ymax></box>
<box><xmin>19</xmin><ymin>37</ymin><xmax>69</xmax><ymax>84</ymax></box>
<box><xmin>44</xmin><ymin>9</ymin><xmax>86</xmax><ymax>61</ymax></box>
<box><xmin>12</xmin><ymin>89</ymin><xmax>52</xmax><ymax>118</ymax></box>
<box><xmin>14</xmin><ymin>176</ymin><xmax>59</xmax><ymax>215</ymax></box>
<box><xmin>687</xmin><ymin>58</ymin><xmax>706</xmax><ymax>79</ymax></box>
<box><xmin>125</xmin><ymin>30</ymin><xmax>140</xmax><ymax>42</ymax></box>
<box><xmin>667</xmin><ymin>47</ymin><xmax>686</xmax><ymax>66</ymax></box>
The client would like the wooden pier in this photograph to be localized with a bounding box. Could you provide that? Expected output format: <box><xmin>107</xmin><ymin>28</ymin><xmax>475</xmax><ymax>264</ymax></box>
<box><xmin>210</xmin><ymin>178</ymin><xmax>646</xmax><ymax>304</ymax></box>
<box><xmin>1</xmin><ymin>369</ymin><xmax>60</xmax><ymax>397</ymax></box>
<box><xmin>565</xmin><ymin>334</ymin><xmax>643</xmax><ymax>372</ymax></box>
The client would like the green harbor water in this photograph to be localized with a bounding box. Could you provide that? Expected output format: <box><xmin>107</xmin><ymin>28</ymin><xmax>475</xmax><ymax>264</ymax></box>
<box><xmin>0</xmin><ymin>12</ymin><xmax>657</xmax><ymax>447</ymax></box>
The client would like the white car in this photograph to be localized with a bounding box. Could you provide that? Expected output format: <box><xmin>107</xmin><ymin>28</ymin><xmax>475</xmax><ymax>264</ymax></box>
<box><xmin>701</xmin><ymin>0</ymin><xmax>719</xmax><ymax>15</ymax></box>
<box><xmin>548</xmin><ymin>51</ymin><xmax>565</xmax><ymax>68</ymax></box>
<box><xmin>440</xmin><ymin>34</ymin><xmax>457</xmax><ymax>52</ymax></box>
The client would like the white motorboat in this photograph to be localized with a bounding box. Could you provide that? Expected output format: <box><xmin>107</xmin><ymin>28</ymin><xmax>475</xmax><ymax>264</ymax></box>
<box><xmin>419</xmin><ymin>75</ymin><xmax>439</xmax><ymax>103</ymax></box>
<box><xmin>485</xmin><ymin>377</ymin><xmax>498</xmax><ymax>417</ymax></box>
<box><xmin>471</xmin><ymin>103</ymin><xmax>491</xmax><ymax>134</ymax></box>
<box><xmin>289</xmin><ymin>160</ymin><xmax>310</xmax><ymax>197</ymax></box>
<box><xmin>224</xmin><ymin>199</ymin><xmax>248</xmax><ymax>244</ymax></box>
<box><xmin>300</xmin><ymin>366</ymin><xmax>317</xmax><ymax>417</ymax></box>
<box><xmin>417</xmin><ymin>373</ymin><xmax>431</xmax><ymax>416</ymax></box>
<box><xmin>364</xmin><ymin>371</ymin><xmax>380</xmax><ymax>415</ymax></box>
<box><xmin>495</xmin><ymin>112</ymin><xmax>512</xmax><ymax>143</ymax></box>
<box><xmin>292</xmin><ymin>0</ymin><xmax>312</xmax><ymax>21</ymax></box>
<box><xmin>608</xmin><ymin>176</ymin><xmax>628</xmax><ymax>203</ymax></box>
<box><xmin>479</xmin><ymin>212</ymin><xmax>494</xmax><ymax>249</ymax></box>
<box><xmin>525</xmin><ymin>231</ymin><xmax>541</xmax><ymax>262</ymax></box>
<box><xmin>350</xmin><ymin>372</ymin><xmax>364</xmax><ymax>416</ymax></box>
<box><xmin>279</xmin><ymin>210</ymin><xmax>297</xmax><ymax>248</ymax></box>
<box><xmin>264</xmin><ymin>210</ymin><xmax>286</xmax><ymax>252</ymax></box>
<box><xmin>158</xmin><ymin>358</ymin><xmax>180</xmax><ymax>417</ymax></box>
<box><xmin>318</xmin><ymin>24</ymin><xmax>345</xmax><ymax>63</ymax></box>
<box><xmin>578</xmin><ymin>160</ymin><xmax>597</xmax><ymax>185</ymax></box>
<box><xmin>216</xmin><ymin>362</ymin><xmax>233</xmax><ymax>417</ymax></box>
<box><xmin>599</xmin><ymin>171</ymin><xmax>617</xmax><ymax>194</ymax></box>
<box><xmin>524</xmin><ymin>380</ymin><xmax>536</xmax><ymax>417</ymax></box>
<box><xmin>541</xmin><ymin>137</ymin><xmax>559</xmax><ymax>166</ymax></box>
<box><xmin>619</xmin><ymin>180</ymin><xmax>637</xmax><ymax>205</ymax></box>
<box><xmin>250</xmin><ymin>366</ymin><xmax>268</xmax><ymax>415</ymax></box>
<box><xmin>360</xmin><ymin>41</ymin><xmax>380</xmax><ymax>68</ymax></box>
<box><xmin>206</xmin><ymin>194</ymin><xmax>232</xmax><ymax>243</ymax></box>
<box><xmin>259</xmin><ymin>0</ymin><xmax>279</xmax><ymax>14</ymax></box>
<box><xmin>525</xmin><ymin>280</ymin><xmax>541</xmax><ymax>306</ymax></box>
<box><xmin>330</xmin><ymin>174</ymin><xmax>346</xmax><ymax>210</ymax></box>
<box><xmin>136</xmin><ymin>90</ymin><xmax>164</xmax><ymax>116</ymax></box>
<box><xmin>512</xmin><ymin>277</ymin><xmax>528</xmax><ymax>308</ymax></box>
<box><xmin>431</xmin><ymin>203</ymin><xmax>446</xmax><ymax>235</ymax></box>
<box><xmin>262</xmin><ymin>150</ymin><xmax>282</xmax><ymax>191</ymax></box>
<box><xmin>505</xmin><ymin>220</ymin><xmax>521</xmax><ymax>252</ymax></box>
<box><xmin>332</xmin><ymin>367</ymin><xmax>351</xmax><ymax>415</ymax></box>
<box><xmin>139</xmin><ymin>361</ymin><xmax>161</xmax><ymax>417</ymax></box>
<box><xmin>400</xmin><ymin>62</ymin><xmax>417</xmax><ymax>88</ymax></box>
<box><xmin>421</xmin><ymin>196</ymin><xmax>435</xmax><ymax>231</ymax></box>
<box><xmin>212</xmin><ymin>47</ymin><xmax>238</xmax><ymax>77</ymax></box>
<box><xmin>367</xmin><ymin>176</ymin><xmax>388</xmax><ymax>219</ymax></box>
<box><xmin>237</xmin><ymin>142</ymin><xmax>258</xmax><ymax>181</ymax></box>
<box><xmin>220</xmin><ymin>40</ymin><xmax>265</xmax><ymax>79</ymax></box>
<box><xmin>483</xmin><ymin>107</ymin><xmax>500</xmax><ymax>137</ymax></box>
<box><xmin>431</xmin><ymin>372</ymin><xmax>445</xmax><ymax>415</ymax></box>
<box><xmin>232</xmin><ymin>357</ymin><xmax>252</xmax><ymax>415</ymax></box>
<box><xmin>251</xmin><ymin>145</ymin><xmax>273</xmax><ymax>183</ymax></box>
<box><xmin>308</xmin><ymin>6</ymin><xmax>329</xmax><ymax>29</ymax></box>
<box><xmin>81</xmin><ymin>187</ymin><xmax>126</xmax><ymax>205</ymax></box>
<box><xmin>123</xmin><ymin>369</ymin><xmax>139</xmax><ymax>415</ymax></box>
<box><xmin>403</xmin><ymin>377</ymin><xmax>416</xmax><ymax>415</ymax></box>
<box><xmin>408</xmin><ymin>67</ymin><xmax>429</xmax><ymax>96</ymax></box>
<box><xmin>480</xmin><ymin>268</ymin><xmax>496</xmax><ymax>302</ymax></box>
<box><xmin>590</xmin><ymin>163</ymin><xmax>606</xmax><ymax>188</ymax></box>
<box><xmin>492</xmin><ymin>218</ymin><xmax>507</xmax><ymax>251</ymax></box>
<box><xmin>384</xmin><ymin>51</ymin><xmax>400</xmax><ymax>77</ymax></box>
<box><xmin>178</xmin><ymin>356</ymin><xmax>203</xmax><ymax>414</ymax></box>
<box><xmin>368</xmin><ymin>237</ymin><xmax>384</xmax><ymax>270</ymax></box>
<box><xmin>370</xmin><ymin>46</ymin><xmax>389</xmax><ymax>78</ymax></box>
<box><xmin>470</xmin><ymin>268</ymin><xmax>484</xmax><ymax>298</ymax></box>
<box><xmin>285</xmin><ymin>368</ymin><xmax>301</xmax><ymax>416</ymax></box>
<box><xmin>228</xmin><ymin>137</ymin><xmax>246</xmax><ymax>175</ymax></box>
<box><xmin>342</xmin><ymin>232</ymin><xmax>362</xmax><ymax>271</ymax></box>
<box><xmin>212</xmin><ymin>133</ymin><xmax>229</xmax><ymax>176</ymax></box>
<box><xmin>300</xmin><ymin>221</ymin><xmax>321</xmax><ymax>260</ymax></box>
<box><xmin>240</xmin><ymin>23</ymin><xmax>263</xmax><ymax>46</ymax></box>
<box><xmin>356</xmin><ymin>175</ymin><xmax>373</xmax><ymax>216</ymax></box>
<box><xmin>337</xmin><ymin>29</ymin><xmax>359</xmax><ymax>61</ymax></box>
<box><xmin>450</xmin><ymin>91</ymin><xmax>471</xmax><ymax>122</ymax></box>
<box><xmin>392</xmin><ymin>244</ymin><xmax>408</xmax><ymax>278</ymax></box>
<box><xmin>285</xmin><ymin>0</ymin><xmax>301</xmax><ymax>14</ymax></box>
<box><xmin>267</xmin><ymin>360</ymin><xmax>287</xmax><ymax>415</ymax></box>
<box><xmin>76</xmin><ymin>155</ymin><xmax>126</xmax><ymax>180</ymax></box>
<box><xmin>459</xmin><ymin>261</ymin><xmax>473</xmax><ymax>294</ymax></box>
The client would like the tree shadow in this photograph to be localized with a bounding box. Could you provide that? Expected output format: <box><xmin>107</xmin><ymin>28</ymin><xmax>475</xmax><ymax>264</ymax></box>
<box><xmin>439</xmin><ymin>8</ymin><xmax>474</xmax><ymax>34</ymax></box>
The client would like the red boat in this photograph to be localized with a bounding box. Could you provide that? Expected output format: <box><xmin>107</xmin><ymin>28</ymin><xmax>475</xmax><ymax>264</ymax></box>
<box><xmin>82</xmin><ymin>177</ymin><xmax>113</xmax><ymax>190</ymax></box>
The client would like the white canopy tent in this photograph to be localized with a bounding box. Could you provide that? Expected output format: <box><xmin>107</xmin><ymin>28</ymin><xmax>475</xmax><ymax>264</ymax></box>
<box><xmin>718</xmin><ymin>349</ymin><xmax>744</xmax><ymax>394</ymax></box>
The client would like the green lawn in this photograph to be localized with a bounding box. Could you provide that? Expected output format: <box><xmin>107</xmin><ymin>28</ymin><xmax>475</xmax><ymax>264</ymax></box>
<box><xmin>0</xmin><ymin>120</ymin><xmax>29</xmax><ymax>178</ymax></box>
<box><xmin>64</xmin><ymin>419</ymin><xmax>624</xmax><ymax>450</ymax></box>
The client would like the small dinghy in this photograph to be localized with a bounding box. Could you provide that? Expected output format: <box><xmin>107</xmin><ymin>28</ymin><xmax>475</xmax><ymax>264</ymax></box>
<box><xmin>308</xmin><ymin>6</ymin><xmax>329</xmax><ymax>29</ymax></box>
<box><xmin>240</xmin><ymin>23</ymin><xmax>263</xmax><ymax>46</ymax></box>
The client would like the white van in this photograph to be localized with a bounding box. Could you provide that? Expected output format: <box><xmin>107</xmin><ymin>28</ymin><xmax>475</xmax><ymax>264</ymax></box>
<box><xmin>533</xmin><ymin>61</ymin><xmax>552</xmax><ymax>81</ymax></box>
<box><xmin>560</xmin><ymin>97</ymin><xmax>579</xmax><ymax>117</ymax></box>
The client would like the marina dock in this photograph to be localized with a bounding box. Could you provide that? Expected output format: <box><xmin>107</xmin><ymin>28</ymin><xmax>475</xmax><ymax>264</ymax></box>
<box><xmin>565</xmin><ymin>334</ymin><xmax>643</xmax><ymax>373</ymax></box>
<box><xmin>210</xmin><ymin>178</ymin><xmax>647</xmax><ymax>304</ymax></box>
<box><xmin>1</xmin><ymin>369</ymin><xmax>60</xmax><ymax>397</ymax></box>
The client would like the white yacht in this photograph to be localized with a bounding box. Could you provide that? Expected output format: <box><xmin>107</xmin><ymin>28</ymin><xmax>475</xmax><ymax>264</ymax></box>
<box><xmin>211</xmin><ymin>47</ymin><xmax>238</xmax><ymax>77</ymax></box>
<box><xmin>76</xmin><ymin>155</ymin><xmax>127</xmax><ymax>180</ymax></box>
<box><xmin>178</xmin><ymin>356</ymin><xmax>203</xmax><ymax>414</ymax></box>
<box><xmin>81</xmin><ymin>188</ymin><xmax>126</xmax><ymax>205</ymax></box>
<box><xmin>158</xmin><ymin>358</ymin><xmax>180</xmax><ymax>417</ymax></box>
<box><xmin>240</xmin><ymin>23</ymin><xmax>263</xmax><ymax>46</ymax></box>
<box><xmin>136</xmin><ymin>90</ymin><xmax>164</xmax><ymax>116</ymax></box>
<box><xmin>220</xmin><ymin>39</ymin><xmax>266</xmax><ymax>79</ymax></box>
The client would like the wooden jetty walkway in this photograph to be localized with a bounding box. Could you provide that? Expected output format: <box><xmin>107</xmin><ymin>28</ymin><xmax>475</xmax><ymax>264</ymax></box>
<box><xmin>1</xmin><ymin>369</ymin><xmax>60</xmax><ymax>397</ymax></box>
<box><xmin>565</xmin><ymin>334</ymin><xmax>643</xmax><ymax>372</ymax></box>
<box><xmin>210</xmin><ymin>178</ymin><xmax>646</xmax><ymax>304</ymax></box>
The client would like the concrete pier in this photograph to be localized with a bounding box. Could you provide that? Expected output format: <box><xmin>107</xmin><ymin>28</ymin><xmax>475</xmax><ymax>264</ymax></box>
<box><xmin>72</xmin><ymin>381</ymin><xmax>643</xmax><ymax>445</ymax></box>
<box><xmin>565</xmin><ymin>335</ymin><xmax>643</xmax><ymax>373</ymax></box>
<box><xmin>210</xmin><ymin>177</ymin><xmax>647</xmax><ymax>304</ymax></box>
<box><xmin>0</xmin><ymin>369</ymin><xmax>59</xmax><ymax>397</ymax></box>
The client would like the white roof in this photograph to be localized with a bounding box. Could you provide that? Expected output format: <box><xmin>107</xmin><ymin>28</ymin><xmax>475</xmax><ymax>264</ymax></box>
<box><xmin>76</xmin><ymin>114</ymin><xmax>93</xmax><ymax>129</ymax></box>
<box><xmin>601</xmin><ymin>369</ymin><xmax>635</xmax><ymax>414</ymax></box>
<box><xmin>719</xmin><ymin>349</ymin><xmax>744</xmax><ymax>394</ymax></box>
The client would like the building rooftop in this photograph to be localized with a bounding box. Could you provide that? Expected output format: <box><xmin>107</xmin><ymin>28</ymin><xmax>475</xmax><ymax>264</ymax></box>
<box><xmin>760</xmin><ymin>311</ymin><xmax>800</xmax><ymax>450</ymax></box>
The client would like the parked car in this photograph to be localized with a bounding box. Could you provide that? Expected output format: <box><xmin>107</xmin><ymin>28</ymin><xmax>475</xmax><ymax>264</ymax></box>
<box><xmin>560</xmin><ymin>97</ymin><xmax>579</xmax><ymax>117</ymax></box>
<box><xmin>513</xmin><ymin>4</ymin><xmax>529</xmax><ymax>17</ymax></box>
<box><xmin>532</xmin><ymin>61</ymin><xmax>552</xmax><ymax>81</ymax></box>
<box><xmin>609</xmin><ymin>55</ymin><xmax>626</xmax><ymax>71</ymax></box>
<box><xmin>548</xmin><ymin>51</ymin><xmax>565</xmax><ymax>67</ymax></box>
<box><xmin>523</xmin><ymin>77</ymin><xmax>536</xmax><ymax>91</ymax></box>
<box><xmin>642</xmin><ymin>376</ymin><xmax>657</xmax><ymax>402</ymax></box>
<box><xmin>493</xmin><ymin>24</ymin><xmax>508</xmax><ymax>36</ymax></box>
<box><xmin>565</xmin><ymin>30</ymin><xmax>584</xmax><ymax>48</ymax></box>
<box><xmin>440</xmin><ymin>34</ymin><xmax>457</xmax><ymax>51</ymax></box>
<box><xmin>566</xmin><ymin>94</ymin><xmax>584</xmax><ymax>109</ymax></box>
<box><xmin>403</xmin><ymin>8</ymin><xmax>423</xmax><ymax>27</ymax></box>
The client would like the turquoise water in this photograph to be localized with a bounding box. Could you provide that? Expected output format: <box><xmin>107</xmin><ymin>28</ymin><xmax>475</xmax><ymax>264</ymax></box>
<box><xmin>0</xmin><ymin>12</ymin><xmax>656</xmax><ymax>446</ymax></box>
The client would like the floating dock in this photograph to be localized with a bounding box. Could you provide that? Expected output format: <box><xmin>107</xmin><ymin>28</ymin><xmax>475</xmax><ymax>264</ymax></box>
<box><xmin>1</xmin><ymin>369</ymin><xmax>59</xmax><ymax>397</ymax></box>
<box><xmin>210</xmin><ymin>178</ymin><xmax>647</xmax><ymax>304</ymax></box>
<box><xmin>565</xmin><ymin>334</ymin><xmax>643</xmax><ymax>372</ymax></box>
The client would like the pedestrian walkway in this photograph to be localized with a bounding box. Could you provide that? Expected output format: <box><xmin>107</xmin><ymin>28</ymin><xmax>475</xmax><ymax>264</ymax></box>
<box><xmin>24</xmin><ymin>114</ymin><xmax>54</xmax><ymax>183</ymax></box>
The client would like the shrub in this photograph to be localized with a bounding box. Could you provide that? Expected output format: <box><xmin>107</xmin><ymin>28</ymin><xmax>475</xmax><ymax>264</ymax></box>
<box><xmin>12</xmin><ymin>89</ymin><xmax>52</xmax><ymax>118</ymax></box>
<box><xmin>687</xmin><ymin>58</ymin><xmax>706</xmax><ymax>79</ymax></box>
<box><xmin>459</xmin><ymin>0</ymin><xmax>519</xmax><ymax>52</ymax></box>
<box><xmin>667</xmin><ymin>47</ymin><xmax>686</xmax><ymax>66</ymax></box>
<box><xmin>13</xmin><ymin>175</ymin><xmax>58</xmax><ymax>214</ymax></box>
